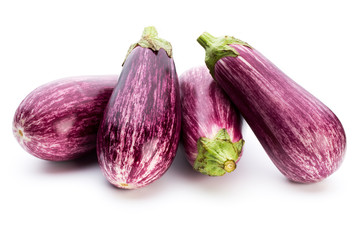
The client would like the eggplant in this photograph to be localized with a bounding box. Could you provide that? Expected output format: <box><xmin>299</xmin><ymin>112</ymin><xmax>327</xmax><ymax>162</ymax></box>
<box><xmin>197</xmin><ymin>32</ymin><xmax>346</xmax><ymax>183</ymax></box>
<box><xmin>97</xmin><ymin>27</ymin><xmax>181</xmax><ymax>189</ymax></box>
<box><xmin>180</xmin><ymin>66</ymin><xmax>244</xmax><ymax>176</ymax></box>
<box><xmin>13</xmin><ymin>75</ymin><xmax>118</xmax><ymax>161</ymax></box>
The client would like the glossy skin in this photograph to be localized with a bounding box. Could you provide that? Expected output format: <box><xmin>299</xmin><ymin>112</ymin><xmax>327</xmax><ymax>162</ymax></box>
<box><xmin>97</xmin><ymin>47</ymin><xmax>181</xmax><ymax>189</ymax></box>
<box><xmin>180</xmin><ymin>66</ymin><xmax>243</xmax><ymax>166</ymax></box>
<box><xmin>214</xmin><ymin>44</ymin><xmax>346</xmax><ymax>182</ymax></box>
<box><xmin>13</xmin><ymin>75</ymin><xmax>118</xmax><ymax>161</ymax></box>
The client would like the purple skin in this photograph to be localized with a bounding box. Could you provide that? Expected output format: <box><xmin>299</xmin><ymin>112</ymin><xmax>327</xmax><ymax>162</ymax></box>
<box><xmin>180</xmin><ymin>66</ymin><xmax>244</xmax><ymax>175</ymax></box>
<box><xmin>96</xmin><ymin>47</ymin><xmax>181</xmax><ymax>189</ymax></box>
<box><xmin>13</xmin><ymin>75</ymin><xmax>118</xmax><ymax>161</ymax></box>
<box><xmin>210</xmin><ymin>42</ymin><xmax>346</xmax><ymax>183</ymax></box>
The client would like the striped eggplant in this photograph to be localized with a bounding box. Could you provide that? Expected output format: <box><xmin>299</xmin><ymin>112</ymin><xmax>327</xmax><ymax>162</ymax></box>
<box><xmin>13</xmin><ymin>75</ymin><xmax>118</xmax><ymax>161</ymax></box>
<box><xmin>180</xmin><ymin>66</ymin><xmax>244</xmax><ymax>176</ymax></box>
<box><xmin>97</xmin><ymin>27</ymin><xmax>181</xmax><ymax>189</ymax></box>
<box><xmin>197</xmin><ymin>32</ymin><xmax>346</xmax><ymax>183</ymax></box>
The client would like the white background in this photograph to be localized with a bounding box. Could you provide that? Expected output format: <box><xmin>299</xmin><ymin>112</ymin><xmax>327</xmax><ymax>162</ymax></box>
<box><xmin>1</xmin><ymin>0</ymin><xmax>359</xmax><ymax>239</ymax></box>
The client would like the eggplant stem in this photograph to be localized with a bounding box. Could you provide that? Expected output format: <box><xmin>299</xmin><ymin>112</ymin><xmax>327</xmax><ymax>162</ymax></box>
<box><xmin>197</xmin><ymin>32</ymin><xmax>252</xmax><ymax>78</ymax></box>
<box><xmin>197</xmin><ymin>32</ymin><xmax>216</xmax><ymax>49</ymax></box>
<box><xmin>193</xmin><ymin>128</ymin><xmax>244</xmax><ymax>176</ymax></box>
<box><xmin>123</xmin><ymin>26</ymin><xmax>172</xmax><ymax>65</ymax></box>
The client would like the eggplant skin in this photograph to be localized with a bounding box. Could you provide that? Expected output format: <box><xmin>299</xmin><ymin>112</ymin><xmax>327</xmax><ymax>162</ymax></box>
<box><xmin>180</xmin><ymin>66</ymin><xmax>244</xmax><ymax>175</ymax></box>
<box><xmin>214</xmin><ymin>44</ymin><xmax>346</xmax><ymax>183</ymax></box>
<box><xmin>13</xmin><ymin>75</ymin><xmax>118</xmax><ymax>161</ymax></box>
<box><xmin>97</xmin><ymin>47</ymin><xmax>181</xmax><ymax>189</ymax></box>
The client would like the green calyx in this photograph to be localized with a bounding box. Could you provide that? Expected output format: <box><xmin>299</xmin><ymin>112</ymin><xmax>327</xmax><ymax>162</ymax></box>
<box><xmin>194</xmin><ymin>128</ymin><xmax>245</xmax><ymax>176</ymax></box>
<box><xmin>123</xmin><ymin>26</ymin><xmax>172</xmax><ymax>65</ymax></box>
<box><xmin>197</xmin><ymin>32</ymin><xmax>252</xmax><ymax>78</ymax></box>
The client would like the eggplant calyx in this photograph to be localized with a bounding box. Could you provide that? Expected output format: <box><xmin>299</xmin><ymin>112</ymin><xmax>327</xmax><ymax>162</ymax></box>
<box><xmin>194</xmin><ymin>128</ymin><xmax>244</xmax><ymax>176</ymax></box>
<box><xmin>197</xmin><ymin>32</ymin><xmax>252</xmax><ymax>78</ymax></box>
<box><xmin>123</xmin><ymin>26</ymin><xmax>172</xmax><ymax>65</ymax></box>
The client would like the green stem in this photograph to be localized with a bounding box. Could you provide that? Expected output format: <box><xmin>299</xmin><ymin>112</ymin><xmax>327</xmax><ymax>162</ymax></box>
<box><xmin>197</xmin><ymin>32</ymin><xmax>252</xmax><ymax>78</ymax></box>
<box><xmin>123</xmin><ymin>26</ymin><xmax>172</xmax><ymax>65</ymax></box>
<box><xmin>197</xmin><ymin>32</ymin><xmax>216</xmax><ymax>49</ymax></box>
<box><xmin>141</xmin><ymin>26</ymin><xmax>158</xmax><ymax>39</ymax></box>
<box><xmin>193</xmin><ymin>128</ymin><xmax>245</xmax><ymax>176</ymax></box>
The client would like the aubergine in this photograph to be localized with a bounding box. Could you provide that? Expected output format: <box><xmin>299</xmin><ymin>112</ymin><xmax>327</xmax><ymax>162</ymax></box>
<box><xmin>13</xmin><ymin>75</ymin><xmax>118</xmax><ymax>161</ymax></box>
<box><xmin>197</xmin><ymin>32</ymin><xmax>346</xmax><ymax>183</ymax></box>
<box><xmin>97</xmin><ymin>27</ymin><xmax>181</xmax><ymax>189</ymax></box>
<box><xmin>180</xmin><ymin>66</ymin><xmax>244</xmax><ymax>176</ymax></box>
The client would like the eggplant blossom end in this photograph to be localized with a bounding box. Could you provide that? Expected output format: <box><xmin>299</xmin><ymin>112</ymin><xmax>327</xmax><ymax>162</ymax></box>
<box><xmin>194</xmin><ymin>128</ymin><xmax>244</xmax><ymax>176</ymax></box>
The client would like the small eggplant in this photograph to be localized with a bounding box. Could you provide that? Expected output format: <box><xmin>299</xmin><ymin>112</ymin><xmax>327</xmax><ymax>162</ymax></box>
<box><xmin>97</xmin><ymin>27</ymin><xmax>181</xmax><ymax>189</ymax></box>
<box><xmin>13</xmin><ymin>75</ymin><xmax>118</xmax><ymax>161</ymax></box>
<box><xmin>197</xmin><ymin>32</ymin><xmax>346</xmax><ymax>183</ymax></box>
<box><xmin>180</xmin><ymin>66</ymin><xmax>244</xmax><ymax>176</ymax></box>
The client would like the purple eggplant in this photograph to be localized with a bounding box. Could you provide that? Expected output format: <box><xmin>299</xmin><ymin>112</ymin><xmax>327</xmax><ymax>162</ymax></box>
<box><xmin>97</xmin><ymin>27</ymin><xmax>181</xmax><ymax>189</ymax></box>
<box><xmin>197</xmin><ymin>33</ymin><xmax>346</xmax><ymax>183</ymax></box>
<box><xmin>180</xmin><ymin>66</ymin><xmax>244</xmax><ymax>176</ymax></box>
<box><xmin>13</xmin><ymin>75</ymin><xmax>118</xmax><ymax>161</ymax></box>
